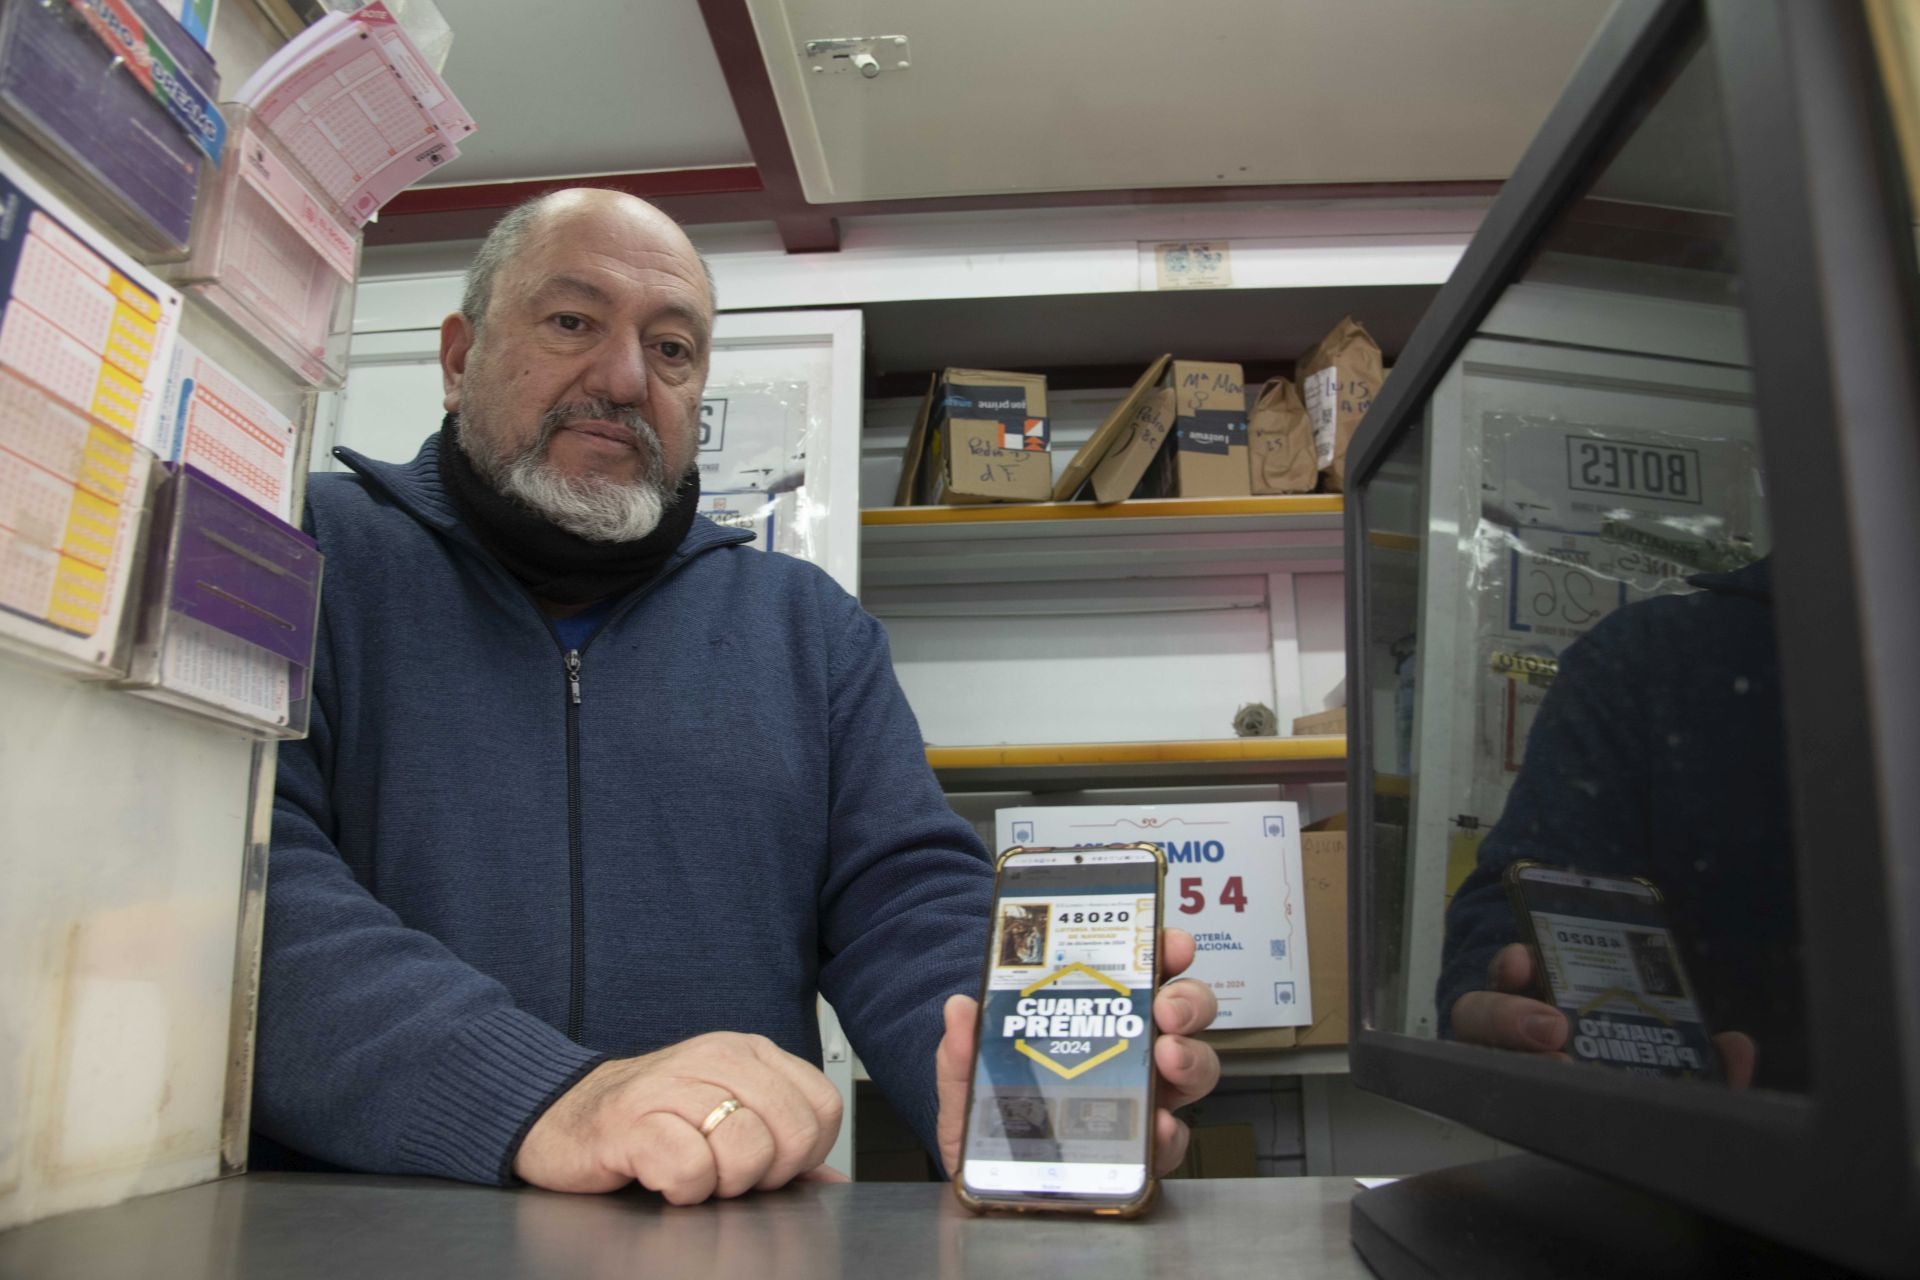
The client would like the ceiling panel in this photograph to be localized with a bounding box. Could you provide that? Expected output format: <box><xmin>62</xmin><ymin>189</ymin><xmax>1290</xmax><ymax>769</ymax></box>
<box><xmin>424</xmin><ymin>0</ymin><xmax>752</xmax><ymax>185</ymax></box>
<box><xmin>751</xmin><ymin>0</ymin><xmax>1614</xmax><ymax>204</ymax></box>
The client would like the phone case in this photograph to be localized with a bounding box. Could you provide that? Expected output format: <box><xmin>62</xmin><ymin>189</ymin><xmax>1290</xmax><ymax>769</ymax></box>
<box><xmin>1502</xmin><ymin>860</ymin><xmax>1722</xmax><ymax>1081</ymax></box>
<box><xmin>954</xmin><ymin>842</ymin><xmax>1168</xmax><ymax>1218</ymax></box>
<box><xmin>1503</xmin><ymin>860</ymin><xmax>1668</xmax><ymax>1000</ymax></box>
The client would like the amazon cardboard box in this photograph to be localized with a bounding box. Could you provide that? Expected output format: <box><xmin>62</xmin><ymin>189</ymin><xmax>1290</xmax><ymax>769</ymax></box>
<box><xmin>1142</xmin><ymin>360</ymin><xmax>1250</xmax><ymax>498</ymax></box>
<box><xmin>897</xmin><ymin>368</ymin><xmax>1051</xmax><ymax>505</ymax></box>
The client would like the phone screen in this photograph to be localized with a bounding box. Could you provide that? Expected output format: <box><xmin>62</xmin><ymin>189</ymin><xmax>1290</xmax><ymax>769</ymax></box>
<box><xmin>960</xmin><ymin>846</ymin><xmax>1161</xmax><ymax>1203</ymax></box>
<box><xmin>1509</xmin><ymin>865</ymin><xmax>1719</xmax><ymax>1080</ymax></box>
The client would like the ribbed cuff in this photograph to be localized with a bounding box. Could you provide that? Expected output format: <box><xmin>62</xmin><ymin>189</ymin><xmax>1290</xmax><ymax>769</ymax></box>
<box><xmin>395</xmin><ymin>1006</ymin><xmax>605</xmax><ymax>1186</ymax></box>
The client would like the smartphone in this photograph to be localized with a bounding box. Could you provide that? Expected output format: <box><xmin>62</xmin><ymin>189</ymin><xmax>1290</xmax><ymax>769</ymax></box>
<box><xmin>954</xmin><ymin>843</ymin><xmax>1166</xmax><ymax>1216</ymax></box>
<box><xmin>1504</xmin><ymin>861</ymin><xmax>1721</xmax><ymax>1081</ymax></box>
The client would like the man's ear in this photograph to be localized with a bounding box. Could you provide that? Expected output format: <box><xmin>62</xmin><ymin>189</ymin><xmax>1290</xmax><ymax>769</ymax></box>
<box><xmin>441</xmin><ymin>312</ymin><xmax>475</xmax><ymax>412</ymax></box>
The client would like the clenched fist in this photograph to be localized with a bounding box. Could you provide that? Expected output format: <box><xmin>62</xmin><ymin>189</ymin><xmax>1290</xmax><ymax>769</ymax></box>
<box><xmin>513</xmin><ymin>1032</ymin><xmax>845</xmax><ymax>1204</ymax></box>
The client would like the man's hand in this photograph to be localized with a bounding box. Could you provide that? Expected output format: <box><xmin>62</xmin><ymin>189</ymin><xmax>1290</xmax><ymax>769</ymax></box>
<box><xmin>513</xmin><ymin>1032</ymin><xmax>844</xmax><ymax>1203</ymax></box>
<box><xmin>1450</xmin><ymin>943</ymin><xmax>1571</xmax><ymax>1056</ymax></box>
<box><xmin>1451</xmin><ymin>942</ymin><xmax>1755</xmax><ymax>1087</ymax></box>
<box><xmin>934</xmin><ymin>928</ymin><xmax>1222</xmax><ymax>1178</ymax></box>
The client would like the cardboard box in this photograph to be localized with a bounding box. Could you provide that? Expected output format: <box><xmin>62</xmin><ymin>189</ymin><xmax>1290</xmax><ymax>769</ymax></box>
<box><xmin>1291</xmin><ymin>706</ymin><xmax>1347</xmax><ymax>736</ymax></box>
<box><xmin>1201</xmin><ymin>825</ymin><xmax>1348</xmax><ymax>1053</ymax></box>
<box><xmin>1143</xmin><ymin>360</ymin><xmax>1250</xmax><ymax>498</ymax></box>
<box><xmin>1165</xmin><ymin>1123</ymin><xmax>1261</xmax><ymax>1179</ymax></box>
<box><xmin>1090</xmin><ymin>387</ymin><xmax>1175</xmax><ymax>504</ymax></box>
<box><xmin>1297</xmin><ymin>829</ymin><xmax>1349</xmax><ymax>1047</ymax></box>
<box><xmin>1051</xmin><ymin>355</ymin><xmax>1169</xmax><ymax>501</ymax></box>
<box><xmin>1296</xmin><ymin>317</ymin><xmax>1384</xmax><ymax>493</ymax></box>
<box><xmin>896</xmin><ymin>369</ymin><xmax>1051</xmax><ymax>505</ymax></box>
<box><xmin>1248</xmin><ymin>376</ymin><xmax>1319</xmax><ymax>494</ymax></box>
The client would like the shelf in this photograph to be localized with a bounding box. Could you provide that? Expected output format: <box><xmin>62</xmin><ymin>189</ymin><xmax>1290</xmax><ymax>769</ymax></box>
<box><xmin>1366</xmin><ymin>530</ymin><xmax>1421</xmax><ymax>552</ymax></box>
<box><xmin>1217</xmin><ymin>1046</ymin><xmax>1351</xmax><ymax>1078</ymax></box>
<box><xmin>861</xmin><ymin>496</ymin><xmax>1346</xmax><ymax>588</ymax></box>
<box><xmin>864</xmin><ymin>496</ymin><xmax>1343</xmax><ymax>526</ymax></box>
<box><xmin>926</xmin><ymin>737</ymin><xmax>1346</xmax><ymax>792</ymax></box>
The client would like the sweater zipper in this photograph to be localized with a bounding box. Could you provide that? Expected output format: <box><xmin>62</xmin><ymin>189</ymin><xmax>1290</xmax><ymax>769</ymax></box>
<box><xmin>331</xmin><ymin>448</ymin><xmax>753</xmax><ymax>1049</ymax></box>
<box><xmin>553</xmin><ymin>561</ymin><xmax>705</xmax><ymax>1046</ymax></box>
<box><xmin>564</xmin><ymin>648</ymin><xmax>584</xmax><ymax>1041</ymax></box>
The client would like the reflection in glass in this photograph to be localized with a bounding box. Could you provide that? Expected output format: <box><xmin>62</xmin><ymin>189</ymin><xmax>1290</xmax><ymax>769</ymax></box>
<box><xmin>1362</xmin><ymin>29</ymin><xmax>1808</xmax><ymax>1092</ymax></box>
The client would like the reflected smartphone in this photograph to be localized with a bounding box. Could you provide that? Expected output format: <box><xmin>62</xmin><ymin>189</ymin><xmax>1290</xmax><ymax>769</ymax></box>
<box><xmin>954</xmin><ymin>843</ymin><xmax>1166</xmax><ymax>1217</ymax></box>
<box><xmin>1504</xmin><ymin>861</ymin><xmax>1721</xmax><ymax>1081</ymax></box>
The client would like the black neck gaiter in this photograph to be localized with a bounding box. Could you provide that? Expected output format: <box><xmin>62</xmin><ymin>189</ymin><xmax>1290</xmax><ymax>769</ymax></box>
<box><xmin>435</xmin><ymin>413</ymin><xmax>701</xmax><ymax>607</ymax></box>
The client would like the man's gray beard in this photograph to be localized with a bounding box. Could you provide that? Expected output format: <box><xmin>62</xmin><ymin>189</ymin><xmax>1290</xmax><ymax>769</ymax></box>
<box><xmin>460</xmin><ymin>398</ymin><xmax>679</xmax><ymax>543</ymax></box>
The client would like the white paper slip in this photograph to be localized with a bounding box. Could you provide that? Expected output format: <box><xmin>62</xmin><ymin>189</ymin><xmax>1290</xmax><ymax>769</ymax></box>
<box><xmin>160</xmin><ymin>612</ymin><xmax>292</xmax><ymax>727</ymax></box>
<box><xmin>995</xmin><ymin>802</ymin><xmax>1313</xmax><ymax>1030</ymax></box>
<box><xmin>155</xmin><ymin>340</ymin><xmax>299</xmax><ymax>520</ymax></box>
<box><xmin>0</xmin><ymin>155</ymin><xmax>173</xmax><ymax>663</ymax></box>
<box><xmin>237</xmin><ymin>3</ymin><xmax>475</xmax><ymax>226</ymax></box>
<box><xmin>224</xmin><ymin>139</ymin><xmax>355</xmax><ymax>378</ymax></box>
<box><xmin>0</xmin><ymin>158</ymin><xmax>182</xmax><ymax>448</ymax></box>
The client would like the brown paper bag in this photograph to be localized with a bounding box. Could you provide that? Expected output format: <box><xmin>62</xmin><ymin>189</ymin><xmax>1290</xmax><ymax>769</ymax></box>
<box><xmin>1296</xmin><ymin>316</ymin><xmax>1384</xmax><ymax>492</ymax></box>
<box><xmin>1246</xmin><ymin>377</ymin><xmax>1317</xmax><ymax>494</ymax></box>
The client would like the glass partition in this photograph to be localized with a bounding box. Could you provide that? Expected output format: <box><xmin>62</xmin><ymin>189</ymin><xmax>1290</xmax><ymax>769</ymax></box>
<box><xmin>1362</xmin><ymin>28</ymin><xmax>1807</xmax><ymax>1094</ymax></box>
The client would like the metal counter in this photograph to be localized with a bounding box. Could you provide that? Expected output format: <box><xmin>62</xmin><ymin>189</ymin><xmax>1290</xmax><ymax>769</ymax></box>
<box><xmin>0</xmin><ymin>1174</ymin><xmax>1372</xmax><ymax>1279</ymax></box>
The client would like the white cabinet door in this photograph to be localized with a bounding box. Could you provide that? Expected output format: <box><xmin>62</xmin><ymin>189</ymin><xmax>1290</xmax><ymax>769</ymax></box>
<box><xmin>318</xmin><ymin>310</ymin><xmax>865</xmax><ymax>594</ymax></box>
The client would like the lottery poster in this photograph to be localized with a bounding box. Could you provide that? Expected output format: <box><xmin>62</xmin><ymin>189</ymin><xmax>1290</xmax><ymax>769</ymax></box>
<box><xmin>996</xmin><ymin>803</ymin><xmax>1310</xmax><ymax>1030</ymax></box>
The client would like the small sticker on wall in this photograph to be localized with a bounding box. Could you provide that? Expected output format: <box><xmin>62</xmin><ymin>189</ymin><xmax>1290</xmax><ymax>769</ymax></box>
<box><xmin>1148</xmin><ymin>241</ymin><xmax>1233</xmax><ymax>290</ymax></box>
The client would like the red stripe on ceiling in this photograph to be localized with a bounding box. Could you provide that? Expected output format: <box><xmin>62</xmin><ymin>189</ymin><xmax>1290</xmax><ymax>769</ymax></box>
<box><xmin>839</xmin><ymin>179</ymin><xmax>1506</xmax><ymax>219</ymax></box>
<box><xmin>364</xmin><ymin>177</ymin><xmax>1501</xmax><ymax>247</ymax></box>
<box><xmin>694</xmin><ymin>0</ymin><xmax>840</xmax><ymax>252</ymax></box>
<box><xmin>380</xmin><ymin>165</ymin><xmax>765</xmax><ymax>217</ymax></box>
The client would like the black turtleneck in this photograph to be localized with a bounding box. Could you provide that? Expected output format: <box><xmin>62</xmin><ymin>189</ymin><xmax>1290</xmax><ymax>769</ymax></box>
<box><xmin>435</xmin><ymin>413</ymin><xmax>700</xmax><ymax>608</ymax></box>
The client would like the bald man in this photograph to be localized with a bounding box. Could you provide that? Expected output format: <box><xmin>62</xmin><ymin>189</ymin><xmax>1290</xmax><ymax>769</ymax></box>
<box><xmin>255</xmin><ymin>191</ymin><xmax>1220</xmax><ymax>1203</ymax></box>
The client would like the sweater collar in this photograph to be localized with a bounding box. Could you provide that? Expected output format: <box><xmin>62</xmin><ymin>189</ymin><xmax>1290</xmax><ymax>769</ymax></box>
<box><xmin>330</xmin><ymin>433</ymin><xmax>752</xmax><ymax>567</ymax></box>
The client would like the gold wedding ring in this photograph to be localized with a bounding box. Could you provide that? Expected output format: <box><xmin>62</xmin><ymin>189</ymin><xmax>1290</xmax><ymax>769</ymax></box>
<box><xmin>699</xmin><ymin>1098</ymin><xmax>742</xmax><ymax>1137</ymax></box>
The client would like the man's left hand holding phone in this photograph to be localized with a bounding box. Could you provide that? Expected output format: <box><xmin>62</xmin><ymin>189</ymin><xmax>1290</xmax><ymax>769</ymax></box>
<box><xmin>938</xmin><ymin>843</ymin><xmax>1221</xmax><ymax>1213</ymax></box>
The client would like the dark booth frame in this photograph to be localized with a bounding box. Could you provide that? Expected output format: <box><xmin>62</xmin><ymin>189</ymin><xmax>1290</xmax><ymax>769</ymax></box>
<box><xmin>1339</xmin><ymin>0</ymin><xmax>1920</xmax><ymax>1273</ymax></box>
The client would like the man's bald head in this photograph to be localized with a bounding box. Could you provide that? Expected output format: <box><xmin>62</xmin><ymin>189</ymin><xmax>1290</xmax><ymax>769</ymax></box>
<box><xmin>440</xmin><ymin>187</ymin><xmax>716</xmax><ymax>544</ymax></box>
<box><xmin>460</xmin><ymin>189</ymin><xmax>716</xmax><ymax>336</ymax></box>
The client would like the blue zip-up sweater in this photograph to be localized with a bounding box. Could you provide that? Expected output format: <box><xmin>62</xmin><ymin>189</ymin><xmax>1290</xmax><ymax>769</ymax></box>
<box><xmin>254</xmin><ymin>435</ymin><xmax>994</xmax><ymax>1183</ymax></box>
<box><xmin>1435</xmin><ymin>559</ymin><xmax>1807</xmax><ymax>1088</ymax></box>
